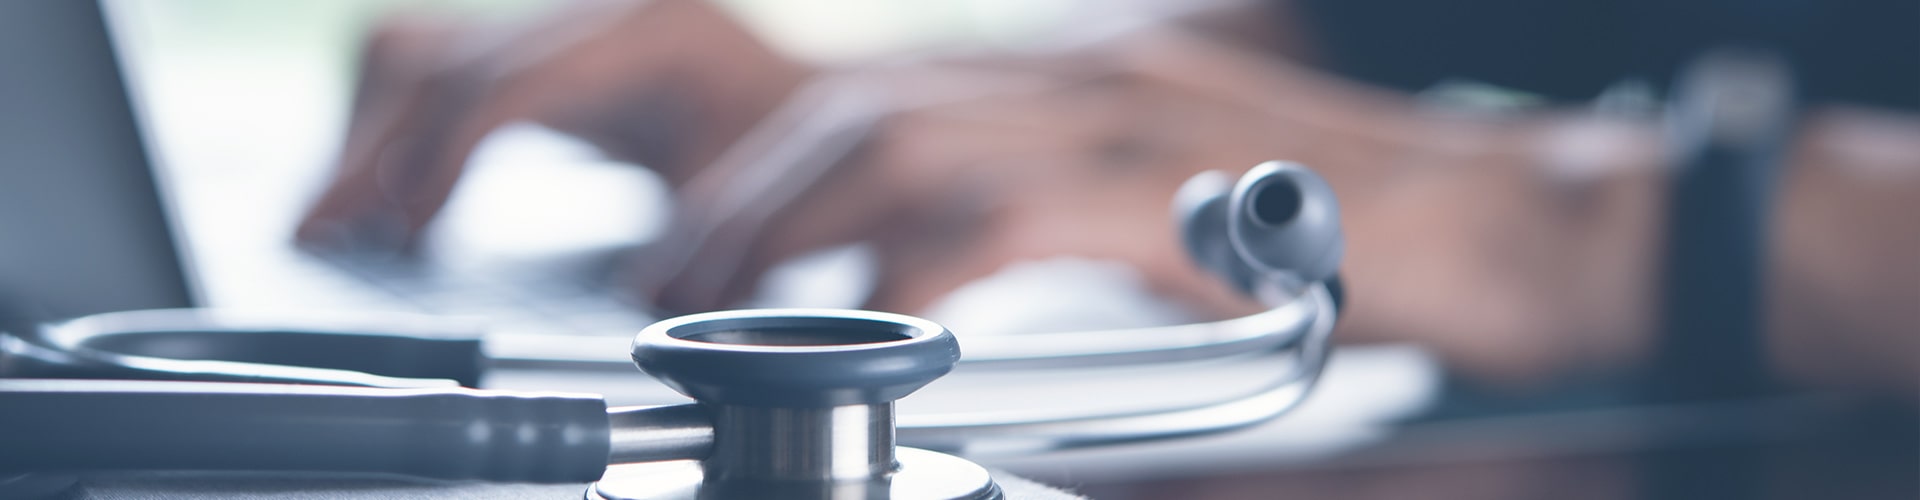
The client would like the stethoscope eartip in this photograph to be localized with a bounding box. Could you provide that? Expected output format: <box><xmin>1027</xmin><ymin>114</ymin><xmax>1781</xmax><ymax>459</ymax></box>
<box><xmin>1182</xmin><ymin>161</ymin><xmax>1345</xmax><ymax>295</ymax></box>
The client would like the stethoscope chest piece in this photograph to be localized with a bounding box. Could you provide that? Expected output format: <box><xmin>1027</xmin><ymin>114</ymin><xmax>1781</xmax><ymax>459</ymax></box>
<box><xmin>588</xmin><ymin>309</ymin><xmax>1002</xmax><ymax>500</ymax></box>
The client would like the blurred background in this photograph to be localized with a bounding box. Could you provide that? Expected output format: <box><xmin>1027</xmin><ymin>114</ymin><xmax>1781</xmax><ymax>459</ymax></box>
<box><xmin>4</xmin><ymin>0</ymin><xmax>1915</xmax><ymax>498</ymax></box>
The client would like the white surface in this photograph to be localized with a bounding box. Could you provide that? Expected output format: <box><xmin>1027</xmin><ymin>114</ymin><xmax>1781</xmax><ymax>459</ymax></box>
<box><xmin>923</xmin><ymin>257</ymin><xmax>1196</xmax><ymax>336</ymax></box>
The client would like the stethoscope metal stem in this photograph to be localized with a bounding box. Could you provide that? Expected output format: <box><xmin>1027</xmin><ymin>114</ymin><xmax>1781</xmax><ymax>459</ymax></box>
<box><xmin>708</xmin><ymin>404</ymin><xmax>894</xmax><ymax>481</ymax></box>
<box><xmin>607</xmin><ymin>404</ymin><xmax>713</xmax><ymax>464</ymax></box>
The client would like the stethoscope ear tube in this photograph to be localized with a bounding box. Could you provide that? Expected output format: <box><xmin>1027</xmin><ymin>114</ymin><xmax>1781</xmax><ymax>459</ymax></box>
<box><xmin>14</xmin><ymin>310</ymin><xmax>490</xmax><ymax>389</ymax></box>
<box><xmin>897</xmin><ymin>158</ymin><xmax>1348</xmax><ymax>453</ymax></box>
<box><xmin>0</xmin><ymin>379</ymin><xmax>613</xmax><ymax>483</ymax></box>
<box><xmin>898</xmin><ymin>283</ymin><xmax>1337</xmax><ymax>455</ymax></box>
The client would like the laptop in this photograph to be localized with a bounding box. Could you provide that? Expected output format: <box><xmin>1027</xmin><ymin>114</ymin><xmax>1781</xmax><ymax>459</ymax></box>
<box><xmin>0</xmin><ymin>0</ymin><xmax>663</xmax><ymax>339</ymax></box>
<box><xmin>0</xmin><ymin>0</ymin><xmax>196</xmax><ymax>324</ymax></box>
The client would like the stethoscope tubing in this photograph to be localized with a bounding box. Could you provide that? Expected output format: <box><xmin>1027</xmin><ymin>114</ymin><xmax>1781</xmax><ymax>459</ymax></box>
<box><xmin>0</xmin><ymin>284</ymin><xmax>1335</xmax><ymax>483</ymax></box>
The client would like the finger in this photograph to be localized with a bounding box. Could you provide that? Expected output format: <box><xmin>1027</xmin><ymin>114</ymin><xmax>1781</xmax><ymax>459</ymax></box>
<box><xmin>296</xmin><ymin>60</ymin><xmax>524</xmax><ymax>253</ymax></box>
<box><xmin>647</xmin><ymin>146</ymin><xmax>904</xmax><ymax>314</ymax></box>
<box><xmin>295</xmin><ymin>16</ymin><xmax>482</xmax><ymax>253</ymax></box>
<box><xmin>853</xmin><ymin>77</ymin><xmax>1286</xmax><ymax>315</ymax></box>
<box><xmin>520</xmin><ymin>0</ymin><xmax>812</xmax><ymax>187</ymax></box>
<box><xmin>636</xmin><ymin>76</ymin><xmax>1102</xmax><ymax>313</ymax></box>
<box><xmin>625</xmin><ymin>80</ymin><xmax>900</xmax><ymax>313</ymax></box>
<box><xmin>298</xmin><ymin>0</ymin><xmax>758</xmax><ymax>253</ymax></box>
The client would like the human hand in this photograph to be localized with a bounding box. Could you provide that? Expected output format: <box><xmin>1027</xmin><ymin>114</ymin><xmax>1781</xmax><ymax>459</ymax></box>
<box><xmin>623</xmin><ymin>28</ymin><xmax>1675</xmax><ymax>387</ymax></box>
<box><xmin>294</xmin><ymin>0</ymin><xmax>810</xmax><ymax>253</ymax></box>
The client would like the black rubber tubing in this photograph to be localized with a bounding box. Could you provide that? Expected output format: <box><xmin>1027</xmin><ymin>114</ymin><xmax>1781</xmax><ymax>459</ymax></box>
<box><xmin>0</xmin><ymin>379</ymin><xmax>611</xmax><ymax>483</ymax></box>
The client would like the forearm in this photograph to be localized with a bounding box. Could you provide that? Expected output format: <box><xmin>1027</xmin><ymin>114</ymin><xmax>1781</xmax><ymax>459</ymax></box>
<box><xmin>1768</xmin><ymin>107</ymin><xmax>1920</xmax><ymax>393</ymax></box>
<box><xmin>1107</xmin><ymin>30</ymin><xmax>1918</xmax><ymax>391</ymax></box>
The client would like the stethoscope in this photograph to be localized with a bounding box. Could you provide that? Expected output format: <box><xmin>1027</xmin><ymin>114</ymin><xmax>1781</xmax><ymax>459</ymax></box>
<box><xmin>0</xmin><ymin>161</ymin><xmax>1345</xmax><ymax>500</ymax></box>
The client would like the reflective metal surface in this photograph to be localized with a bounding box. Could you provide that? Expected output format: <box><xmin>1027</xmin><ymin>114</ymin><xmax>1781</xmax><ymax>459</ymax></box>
<box><xmin>708</xmin><ymin>404</ymin><xmax>893</xmax><ymax>482</ymax></box>
<box><xmin>609</xmin><ymin>405</ymin><xmax>715</xmax><ymax>464</ymax></box>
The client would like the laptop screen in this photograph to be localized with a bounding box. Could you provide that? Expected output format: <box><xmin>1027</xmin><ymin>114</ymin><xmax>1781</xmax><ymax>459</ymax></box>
<box><xmin>0</xmin><ymin>0</ymin><xmax>197</xmax><ymax>324</ymax></box>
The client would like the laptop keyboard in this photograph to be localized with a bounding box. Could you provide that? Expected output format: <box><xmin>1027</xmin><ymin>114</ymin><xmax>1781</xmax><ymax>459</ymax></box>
<box><xmin>303</xmin><ymin>248</ymin><xmax>657</xmax><ymax>338</ymax></box>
